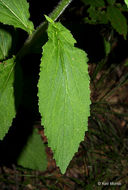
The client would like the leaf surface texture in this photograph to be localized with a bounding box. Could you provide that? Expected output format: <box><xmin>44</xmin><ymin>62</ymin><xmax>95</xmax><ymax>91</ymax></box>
<box><xmin>0</xmin><ymin>0</ymin><xmax>34</xmax><ymax>33</ymax></box>
<box><xmin>0</xmin><ymin>28</ymin><xmax>12</xmax><ymax>60</ymax></box>
<box><xmin>0</xmin><ymin>57</ymin><xmax>16</xmax><ymax>140</ymax></box>
<box><xmin>38</xmin><ymin>17</ymin><xmax>90</xmax><ymax>173</ymax></box>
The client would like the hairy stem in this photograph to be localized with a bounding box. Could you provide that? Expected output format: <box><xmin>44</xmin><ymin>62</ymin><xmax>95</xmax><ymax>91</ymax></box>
<box><xmin>16</xmin><ymin>0</ymin><xmax>73</xmax><ymax>61</ymax></box>
<box><xmin>49</xmin><ymin>0</ymin><xmax>73</xmax><ymax>21</ymax></box>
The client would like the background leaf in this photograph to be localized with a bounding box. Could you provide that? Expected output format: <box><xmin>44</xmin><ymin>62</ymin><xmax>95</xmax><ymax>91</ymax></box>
<box><xmin>107</xmin><ymin>0</ymin><xmax>116</xmax><ymax>5</ymax></box>
<box><xmin>0</xmin><ymin>28</ymin><xmax>12</xmax><ymax>60</ymax></box>
<box><xmin>104</xmin><ymin>39</ymin><xmax>111</xmax><ymax>56</ymax></box>
<box><xmin>0</xmin><ymin>57</ymin><xmax>16</xmax><ymax>140</ymax></box>
<box><xmin>85</xmin><ymin>6</ymin><xmax>108</xmax><ymax>25</ymax></box>
<box><xmin>0</xmin><ymin>0</ymin><xmax>34</xmax><ymax>34</ymax></box>
<box><xmin>38</xmin><ymin>18</ymin><xmax>91</xmax><ymax>174</ymax></box>
<box><xmin>17</xmin><ymin>128</ymin><xmax>47</xmax><ymax>171</ymax></box>
<box><xmin>82</xmin><ymin>0</ymin><xmax>105</xmax><ymax>7</ymax></box>
<box><xmin>107</xmin><ymin>6</ymin><xmax>127</xmax><ymax>39</ymax></box>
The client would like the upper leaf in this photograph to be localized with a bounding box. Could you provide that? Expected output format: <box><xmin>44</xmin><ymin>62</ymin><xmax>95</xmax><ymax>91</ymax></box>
<box><xmin>17</xmin><ymin>128</ymin><xmax>47</xmax><ymax>171</ymax></box>
<box><xmin>38</xmin><ymin>17</ymin><xmax>91</xmax><ymax>174</ymax></box>
<box><xmin>0</xmin><ymin>0</ymin><xmax>34</xmax><ymax>34</ymax></box>
<box><xmin>107</xmin><ymin>6</ymin><xmax>127</xmax><ymax>39</ymax></box>
<box><xmin>0</xmin><ymin>28</ymin><xmax>12</xmax><ymax>60</ymax></box>
<box><xmin>0</xmin><ymin>57</ymin><xmax>16</xmax><ymax>140</ymax></box>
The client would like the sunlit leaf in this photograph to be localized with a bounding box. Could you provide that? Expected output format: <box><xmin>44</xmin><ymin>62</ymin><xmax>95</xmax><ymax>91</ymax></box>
<box><xmin>38</xmin><ymin>16</ymin><xmax>91</xmax><ymax>174</ymax></box>
<box><xmin>0</xmin><ymin>0</ymin><xmax>34</xmax><ymax>34</ymax></box>
<box><xmin>124</xmin><ymin>0</ymin><xmax>128</xmax><ymax>7</ymax></box>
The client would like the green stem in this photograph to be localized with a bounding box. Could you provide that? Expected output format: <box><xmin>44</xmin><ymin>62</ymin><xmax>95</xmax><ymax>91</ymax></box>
<box><xmin>50</xmin><ymin>0</ymin><xmax>73</xmax><ymax>21</ymax></box>
<box><xmin>16</xmin><ymin>0</ymin><xmax>73</xmax><ymax>61</ymax></box>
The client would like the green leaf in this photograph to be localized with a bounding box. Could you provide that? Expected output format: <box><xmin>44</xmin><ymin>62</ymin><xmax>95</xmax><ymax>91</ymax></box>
<box><xmin>38</xmin><ymin>17</ymin><xmax>91</xmax><ymax>174</ymax></box>
<box><xmin>17</xmin><ymin>128</ymin><xmax>47</xmax><ymax>171</ymax></box>
<box><xmin>0</xmin><ymin>57</ymin><xmax>16</xmax><ymax>140</ymax></box>
<box><xmin>82</xmin><ymin>0</ymin><xmax>105</xmax><ymax>7</ymax></box>
<box><xmin>124</xmin><ymin>60</ymin><xmax>128</xmax><ymax>66</ymax></box>
<box><xmin>0</xmin><ymin>28</ymin><xmax>12</xmax><ymax>60</ymax></box>
<box><xmin>124</xmin><ymin>0</ymin><xmax>128</xmax><ymax>7</ymax></box>
<box><xmin>104</xmin><ymin>39</ymin><xmax>111</xmax><ymax>55</ymax></box>
<box><xmin>85</xmin><ymin>6</ymin><xmax>108</xmax><ymax>25</ymax></box>
<box><xmin>107</xmin><ymin>6</ymin><xmax>127</xmax><ymax>39</ymax></box>
<box><xmin>0</xmin><ymin>0</ymin><xmax>34</xmax><ymax>34</ymax></box>
<box><xmin>107</xmin><ymin>0</ymin><xmax>116</xmax><ymax>5</ymax></box>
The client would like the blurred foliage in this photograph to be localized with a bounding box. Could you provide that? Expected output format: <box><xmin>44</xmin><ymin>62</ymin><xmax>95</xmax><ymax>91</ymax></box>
<box><xmin>82</xmin><ymin>0</ymin><xmax>128</xmax><ymax>39</ymax></box>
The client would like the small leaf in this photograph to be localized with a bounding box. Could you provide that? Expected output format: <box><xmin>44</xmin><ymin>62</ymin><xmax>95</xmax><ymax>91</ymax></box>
<box><xmin>104</xmin><ymin>39</ymin><xmax>111</xmax><ymax>55</ymax></box>
<box><xmin>45</xmin><ymin>15</ymin><xmax>54</xmax><ymax>24</ymax></box>
<box><xmin>38</xmin><ymin>17</ymin><xmax>91</xmax><ymax>173</ymax></box>
<box><xmin>0</xmin><ymin>28</ymin><xmax>12</xmax><ymax>60</ymax></box>
<box><xmin>107</xmin><ymin>6</ymin><xmax>127</xmax><ymax>39</ymax></box>
<box><xmin>17</xmin><ymin>128</ymin><xmax>47</xmax><ymax>171</ymax></box>
<box><xmin>124</xmin><ymin>0</ymin><xmax>128</xmax><ymax>7</ymax></box>
<box><xmin>0</xmin><ymin>0</ymin><xmax>34</xmax><ymax>34</ymax></box>
<box><xmin>85</xmin><ymin>6</ymin><xmax>108</xmax><ymax>25</ymax></box>
<box><xmin>0</xmin><ymin>57</ymin><xmax>16</xmax><ymax>140</ymax></box>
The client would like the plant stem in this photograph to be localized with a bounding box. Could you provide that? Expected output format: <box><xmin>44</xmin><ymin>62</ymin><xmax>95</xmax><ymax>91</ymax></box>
<box><xmin>49</xmin><ymin>0</ymin><xmax>73</xmax><ymax>21</ymax></box>
<box><xmin>16</xmin><ymin>0</ymin><xmax>73</xmax><ymax>61</ymax></box>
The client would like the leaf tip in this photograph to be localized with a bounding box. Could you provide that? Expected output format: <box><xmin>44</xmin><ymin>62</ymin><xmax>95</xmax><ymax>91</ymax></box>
<box><xmin>44</xmin><ymin>15</ymin><xmax>54</xmax><ymax>24</ymax></box>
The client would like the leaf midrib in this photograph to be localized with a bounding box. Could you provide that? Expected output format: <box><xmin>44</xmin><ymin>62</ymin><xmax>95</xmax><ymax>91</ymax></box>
<box><xmin>0</xmin><ymin>0</ymin><xmax>27</xmax><ymax>29</ymax></box>
<box><xmin>0</xmin><ymin>62</ymin><xmax>15</xmax><ymax>102</ymax></box>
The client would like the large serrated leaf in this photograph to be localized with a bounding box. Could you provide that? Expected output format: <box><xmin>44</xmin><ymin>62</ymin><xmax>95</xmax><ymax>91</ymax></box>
<box><xmin>0</xmin><ymin>28</ymin><xmax>12</xmax><ymax>60</ymax></box>
<box><xmin>17</xmin><ymin>128</ymin><xmax>47</xmax><ymax>171</ymax></box>
<box><xmin>0</xmin><ymin>0</ymin><xmax>34</xmax><ymax>34</ymax></box>
<box><xmin>0</xmin><ymin>57</ymin><xmax>16</xmax><ymax>140</ymax></box>
<box><xmin>107</xmin><ymin>6</ymin><xmax>127</xmax><ymax>39</ymax></box>
<box><xmin>38</xmin><ymin>16</ymin><xmax>91</xmax><ymax>174</ymax></box>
